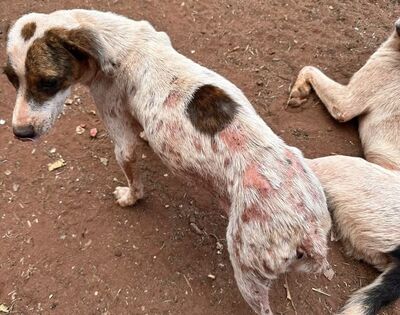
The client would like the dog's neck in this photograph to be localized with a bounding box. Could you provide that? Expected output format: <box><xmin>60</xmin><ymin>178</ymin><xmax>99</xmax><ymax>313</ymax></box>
<box><xmin>70</xmin><ymin>10</ymin><xmax>177</xmax><ymax>124</ymax></box>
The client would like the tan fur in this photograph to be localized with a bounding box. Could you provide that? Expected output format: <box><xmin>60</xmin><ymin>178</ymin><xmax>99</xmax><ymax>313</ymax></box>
<box><xmin>308</xmin><ymin>155</ymin><xmax>400</xmax><ymax>314</ymax></box>
<box><xmin>289</xmin><ymin>19</ymin><xmax>400</xmax><ymax>170</ymax></box>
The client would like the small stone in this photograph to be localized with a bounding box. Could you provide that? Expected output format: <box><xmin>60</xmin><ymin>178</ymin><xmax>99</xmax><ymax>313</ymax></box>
<box><xmin>4</xmin><ymin>170</ymin><xmax>11</xmax><ymax>176</ymax></box>
<box><xmin>100</xmin><ymin>157</ymin><xmax>109</xmax><ymax>166</ymax></box>
<box><xmin>65</xmin><ymin>98</ymin><xmax>73</xmax><ymax>105</ymax></box>
<box><xmin>48</xmin><ymin>159</ymin><xmax>66</xmax><ymax>172</ymax></box>
<box><xmin>12</xmin><ymin>183</ymin><xmax>20</xmax><ymax>192</ymax></box>
<box><xmin>49</xmin><ymin>148</ymin><xmax>57</xmax><ymax>154</ymax></box>
<box><xmin>0</xmin><ymin>119</ymin><xmax>6</xmax><ymax>125</ymax></box>
<box><xmin>114</xmin><ymin>249</ymin><xmax>122</xmax><ymax>257</ymax></box>
<box><xmin>207</xmin><ymin>274</ymin><xmax>216</xmax><ymax>280</ymax></box>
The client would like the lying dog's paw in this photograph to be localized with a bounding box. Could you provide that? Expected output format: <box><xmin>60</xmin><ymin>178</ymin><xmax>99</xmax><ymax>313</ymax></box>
<box><xmin>113</xmin><ymin>186</ymin><xmax>143</xmax><ymax>207</ymax></box>
<box><xmin>287</xmin><ymin>67</ymin><xmax>313</xmax><ymax>108</ymax></box>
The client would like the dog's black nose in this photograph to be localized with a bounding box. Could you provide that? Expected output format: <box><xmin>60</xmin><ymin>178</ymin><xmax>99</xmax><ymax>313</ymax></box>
<box><xmin>13</xmin><ymin>125</ymin><xmax>36</xmax><ymax>139</ymax></box>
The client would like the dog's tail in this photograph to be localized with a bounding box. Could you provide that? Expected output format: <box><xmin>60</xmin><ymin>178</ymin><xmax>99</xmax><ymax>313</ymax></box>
<box><xmin>337</xmin><ymin>246</ymin><xmax>400</xmax><ymax>315</ymax></box>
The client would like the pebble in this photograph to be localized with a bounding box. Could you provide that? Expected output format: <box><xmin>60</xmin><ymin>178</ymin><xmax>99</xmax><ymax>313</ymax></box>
<box><xmin>0</xmin><ymin>119</ymin><xmax>5</xmax><ymax>125</ymax></box>
<box><xmin>100</xmin><ymin>157</ymin><xmax>109</xmax><ymax>166</ymax></box>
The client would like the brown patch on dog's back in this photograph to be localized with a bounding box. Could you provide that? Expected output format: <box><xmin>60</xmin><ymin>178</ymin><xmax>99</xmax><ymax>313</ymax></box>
<box><xmin>21</xmin><ymin>22</ymin><xmax>36</xmax><ymax>41</ymax></box>
<box><xmin>186</xmin><ymin>85</ymin><xmax>238</xmax><ymax>135</ymax></box>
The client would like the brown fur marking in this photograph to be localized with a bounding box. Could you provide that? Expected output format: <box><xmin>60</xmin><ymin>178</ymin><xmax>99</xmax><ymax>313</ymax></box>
<box><xmin>21</xmin><ymin>22</ymin><xmax>36</xmax><ymax>41</ymax></box>
<box><xmin>186</xmin><ymin>85</ymin><xmax>238</xmax><ymax>135</ymax></box>
<box><xmin>25</xmin><ymin>27</ymin><xmax>100</xmax><ymax>103</ymax></box>
<box><xmin>3</xmin><ymin>58</ymin><xmax>19</xmax><ymax>89</ymax></box>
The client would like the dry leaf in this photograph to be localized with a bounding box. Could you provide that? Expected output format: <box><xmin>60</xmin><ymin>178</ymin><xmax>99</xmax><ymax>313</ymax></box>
<box><xmin>324</xmin><ymin>268</ymin><xmax>335</xmax><ymax>281</ymax></box>
<box><xmin>48</xmin><ymin>159</ymin><xmax>66</xmax><ymax>172</ymax></box>
<box><xmin>0</xmin><ymin>304</ymin><xmax>10</xmax><ymax>313</ymax></box>
<box><xmin>76</xmin><ymin>125</ymin><xmax>85</xmax><ymax>135</ymax></box>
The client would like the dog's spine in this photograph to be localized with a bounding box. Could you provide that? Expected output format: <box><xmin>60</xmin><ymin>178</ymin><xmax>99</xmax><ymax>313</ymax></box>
<box><xmin>338</xmin><ymin>246</ymin><xmax>400</xmax><ymax>315</ymax></box>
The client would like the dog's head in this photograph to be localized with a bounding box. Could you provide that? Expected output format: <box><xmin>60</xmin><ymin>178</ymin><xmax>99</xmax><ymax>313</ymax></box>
<box><xmin>4</xmin><ymin>12</ymin><xmax>107</xmax><ymax>140</ymax></box>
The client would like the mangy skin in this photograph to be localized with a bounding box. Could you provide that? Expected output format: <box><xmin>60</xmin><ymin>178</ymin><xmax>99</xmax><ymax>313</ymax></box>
<box><xmin>289</xmin><ymin>19</ymin><xmax>400</xmax><ymax>171</ymax></box>
<box><xmin>7</xmin><ymin>10</ymin><xmax>331</xmax><ymax>314</ymax></box>
<box><xmin>308</xmin><ymin>155</ymin><xmax>400</xmax><ymax>315</ymax></box>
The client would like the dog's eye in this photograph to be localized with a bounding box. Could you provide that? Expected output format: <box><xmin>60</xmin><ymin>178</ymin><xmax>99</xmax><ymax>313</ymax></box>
<box><xmin>3</xmin><ymin>66</ymin><xmax>19</xmax><ymax>89</ymax></box>
<box><xmin>38</xmin><ymin>77</ymin><xmax>60</xmax><ymax>94</ymax></box>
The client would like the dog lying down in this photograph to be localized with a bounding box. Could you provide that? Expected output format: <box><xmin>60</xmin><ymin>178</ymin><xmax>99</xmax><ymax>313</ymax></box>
<box><xmin>5</xmin><ymin>10</ymin><xmax>331</xmax><ymax>315</ymax></box>
<box><xmin>308</xmin><ymin>155</ymin><xmax>400</xmax><ymax>315</ymax></box>
<box><xmin>289</xmin><ymin>19</ymin><xmax>400</xmax><ymax>171</ymax></box>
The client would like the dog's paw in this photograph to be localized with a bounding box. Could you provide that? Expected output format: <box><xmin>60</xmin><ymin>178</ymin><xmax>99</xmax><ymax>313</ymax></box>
<box><xmin>113</xmin><ymin>186</ymin><xmax>143</xmax><ymax>207</ymax></box>
<box><xmin>287</xmin><ymin>67</ymin><xmax>313</xmax><ymax>108</ymax></box>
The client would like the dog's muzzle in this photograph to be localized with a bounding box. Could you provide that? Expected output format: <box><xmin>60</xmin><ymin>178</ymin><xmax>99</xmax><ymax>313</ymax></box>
<box><xmin>13</xmin><ymin>125</ymin><xmax>36</xmax><ymax>141</ymax></box>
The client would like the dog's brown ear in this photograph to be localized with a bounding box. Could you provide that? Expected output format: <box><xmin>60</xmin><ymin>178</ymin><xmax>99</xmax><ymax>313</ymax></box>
<box><xmin>46</xmin><ymin>28</ymin><xmax>115</xmax><ymax>75</ymax></box>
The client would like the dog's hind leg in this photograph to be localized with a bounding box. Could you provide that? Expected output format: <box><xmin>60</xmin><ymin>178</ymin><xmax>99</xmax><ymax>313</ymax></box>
<box><xmin>288</xmin><ymin>66</ymin><xmax>366</xmax><ymax>122</ymax></box>
<box><xmin>227</xmin><ymin>218</ymin><xmax>274</xmax><ymax>315</ymax></box>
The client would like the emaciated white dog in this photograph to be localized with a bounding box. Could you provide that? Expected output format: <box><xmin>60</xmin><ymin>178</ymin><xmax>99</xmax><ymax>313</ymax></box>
<box><xmin>5</xmin><ymin>10</ymin><xmax>331</xmax><ymax>314</ymax></box>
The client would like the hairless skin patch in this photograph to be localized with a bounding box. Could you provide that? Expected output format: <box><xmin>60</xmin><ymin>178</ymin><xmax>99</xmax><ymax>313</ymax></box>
<box><xmin>186</xmin><ymin>84</ymin><xmax>238</xmax><ymax>135</ymax></box>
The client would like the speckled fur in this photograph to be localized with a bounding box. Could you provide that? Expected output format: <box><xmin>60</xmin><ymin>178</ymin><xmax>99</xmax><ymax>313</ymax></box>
<box><xmin>308</xmin><ymin>155</ymin><xmax>400</xmax><ymax>315</ymax></box>
<box><xmin>289</xmin><ymin>19</ymin><xmax>400</xmax><ymax>170</ymax></box>
<box><xmin>6</xmin><ymin>10</ymin><xmax>331</xmax><ymax>314</ymax></box>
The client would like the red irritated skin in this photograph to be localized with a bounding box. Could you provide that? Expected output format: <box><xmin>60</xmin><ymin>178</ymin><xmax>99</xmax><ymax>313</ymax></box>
<box><xmin>6</xmin><ymin>10</ymin><xmax>331</xmax><ymax>314</ymax></box>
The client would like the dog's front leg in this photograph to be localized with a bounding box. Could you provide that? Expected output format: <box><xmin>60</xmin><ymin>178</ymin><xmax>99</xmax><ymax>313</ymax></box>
<box><xmin>113</xmin><ymin>141</ymin><xmax>144</xmax><ymax>207</ymax></box>
<box><xmin>98</xmin><ymin>105</ymin><xmax>144</xmax><ymax>207</ymax></box>
<box><xmin>288</xmin><ymin>66</ymin><xmax>366</xmax><ymax>122</ymax></box>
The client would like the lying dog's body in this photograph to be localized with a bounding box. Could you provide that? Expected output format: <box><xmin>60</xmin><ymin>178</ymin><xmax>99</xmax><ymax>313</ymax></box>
<box><xmin>308</xmin><ymin>155</ymin><xmax>400</xmax><ymax>315</ymax></box>
<box><xmin>288</xmin><ymin>20</ymin><xmax>400</xmax><ymax>170</ymax></box>
<box><xmin>5</xmin><ymin>10</ymin><xmax>331</xmax><ymax>314</ymax></box>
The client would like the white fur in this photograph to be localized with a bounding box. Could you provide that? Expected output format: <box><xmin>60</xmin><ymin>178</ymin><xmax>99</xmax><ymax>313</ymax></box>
<box><xmin>7</xmin><ymin>10</ymin><xmax>332</xmax><ymax>314</ymax></box>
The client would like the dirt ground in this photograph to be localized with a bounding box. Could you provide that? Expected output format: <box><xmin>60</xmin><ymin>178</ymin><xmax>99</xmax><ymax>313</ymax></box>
<box><xmin>0</xmin><ymin>1</ymin><xmax>399</xmax><ymax>314</ymax></box>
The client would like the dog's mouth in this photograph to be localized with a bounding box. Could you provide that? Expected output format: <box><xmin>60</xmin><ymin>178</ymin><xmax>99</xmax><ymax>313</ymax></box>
<box><xmin>14</xmin><ymin>135</ymin><xmax>37</xmax><ymax>142</ymax></box>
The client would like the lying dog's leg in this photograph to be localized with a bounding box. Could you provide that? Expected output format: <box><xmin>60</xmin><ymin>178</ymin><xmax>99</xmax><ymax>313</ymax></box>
<box><xmin>288</xmin><ymin>66</ymin><xmax>364</xmax><ymax>122</ymax></box>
